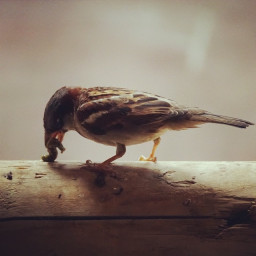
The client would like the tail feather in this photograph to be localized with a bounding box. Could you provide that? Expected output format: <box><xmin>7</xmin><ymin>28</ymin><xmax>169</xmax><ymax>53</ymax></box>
<box><xmin>189</xmin><ymin>112</ymin><xmax>254</xmax><ymax>128</ymax></box>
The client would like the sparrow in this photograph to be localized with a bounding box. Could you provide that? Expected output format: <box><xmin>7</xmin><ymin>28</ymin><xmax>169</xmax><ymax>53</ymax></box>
<box><xmin>42</xmin><ymin>86</ymin><xmax>254</xmax><ymax>164</ymax></box>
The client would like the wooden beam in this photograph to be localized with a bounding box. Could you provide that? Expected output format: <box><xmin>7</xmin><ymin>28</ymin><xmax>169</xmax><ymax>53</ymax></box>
<box><xmin>0</xmin><ymin>161</ymin><xmax>256</xmax><ymax>256</ymax></box>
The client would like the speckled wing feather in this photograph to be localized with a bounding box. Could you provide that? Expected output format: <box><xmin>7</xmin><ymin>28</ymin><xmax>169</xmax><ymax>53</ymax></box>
<box><xmin>76</xmin><ymin>87</ymin><xmax>188</xmax><ymax>135</ymax></box>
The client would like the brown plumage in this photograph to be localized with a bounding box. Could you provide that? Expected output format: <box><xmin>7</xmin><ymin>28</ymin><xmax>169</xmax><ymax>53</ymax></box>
<box><xmin>42</xmin><ymin>86</ymin><xmax>254</xmax><ymax>164</ymax></box>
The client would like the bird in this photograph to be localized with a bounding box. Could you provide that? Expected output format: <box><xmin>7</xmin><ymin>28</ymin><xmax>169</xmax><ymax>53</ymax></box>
<box><xmin>42</xmin><ymin>86</ymin><xmax>254</xmax><ymax>164</ymax></box>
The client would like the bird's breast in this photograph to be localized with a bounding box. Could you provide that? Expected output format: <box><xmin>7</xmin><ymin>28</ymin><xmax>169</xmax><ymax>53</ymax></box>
<box><xmin>73</xmin><ymin>113</ymin><xmax>168</xmax><ymax>146</ymax></box>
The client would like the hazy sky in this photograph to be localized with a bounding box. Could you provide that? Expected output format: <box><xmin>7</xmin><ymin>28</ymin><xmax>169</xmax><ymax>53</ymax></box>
<box><xmin>1</xmin><ymin>0</ymin><xmax>255</xmax><ymax>161</ymax></box>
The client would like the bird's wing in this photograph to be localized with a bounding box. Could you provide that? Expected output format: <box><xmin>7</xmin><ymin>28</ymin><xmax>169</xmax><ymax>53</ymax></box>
<box><xmin>76</xmin><ymin>87</ymin><xmax>188</xmax><ymax>135</ymax></box>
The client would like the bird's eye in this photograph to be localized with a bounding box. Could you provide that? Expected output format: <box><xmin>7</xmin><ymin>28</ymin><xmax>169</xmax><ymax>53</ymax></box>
<box><xmin>56</xmin><ymin>118</ymin><xmax>61</xmax><ymax>123</ymax></box>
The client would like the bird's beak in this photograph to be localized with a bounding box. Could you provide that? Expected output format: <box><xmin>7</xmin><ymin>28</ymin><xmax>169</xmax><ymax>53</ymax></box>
<box><xmin>44</xmin><ymin>130</ymin><xmax>65</xmax><ymax>148</ymax></box>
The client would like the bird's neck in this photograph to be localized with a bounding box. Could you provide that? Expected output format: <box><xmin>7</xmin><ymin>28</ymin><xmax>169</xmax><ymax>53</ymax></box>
<box><xmin>62</xmin><ymin>87</ymin><xmax>82</xmax><ymax>131</ymax></box>
<box><xmin>63</xmin><ymin>112</ymin><xmax>75</xmax><ymax>131</ymax></box>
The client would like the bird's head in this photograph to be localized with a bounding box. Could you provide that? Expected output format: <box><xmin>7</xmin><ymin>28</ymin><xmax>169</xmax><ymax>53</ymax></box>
<box><xmin>43</xmin><ymin>87</ymin><xmax>75</xmax><ymax>147</ymax></box>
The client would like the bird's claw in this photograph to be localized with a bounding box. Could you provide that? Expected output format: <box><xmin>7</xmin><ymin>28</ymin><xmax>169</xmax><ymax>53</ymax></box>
<box><xmin>139</xmin><ymin>155</ymin><xmax>157</xmax><ymax>162</ymax></box>
<box><xmin>81</xmin><ymin>160</ymin><xmax>112</xmax><ymax>170</ymax></box>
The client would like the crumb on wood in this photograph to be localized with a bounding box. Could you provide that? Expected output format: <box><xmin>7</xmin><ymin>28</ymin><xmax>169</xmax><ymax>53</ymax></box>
<box><xmin>35</xmin><ymin>172</ymin><xmax>47</xmax><ymax>178</ymax></box>
<box><xmin>112</xmin><ymin>186</ymin><xmax>123</xmax><ymax>195</ymax></box>
<box><xmin>4</xmin><ymin>172</ymin><xmax>13</xmax><ymax>180</ymax></box>
<box><xmin>183</xmin><ymin>198</ymin><xmax>192</xmax><ymax>206</ymax></box>
<box><xmin>86</xmin><ymin>159</ymin><xmax>93</xmax><ymax>165</ymax></box>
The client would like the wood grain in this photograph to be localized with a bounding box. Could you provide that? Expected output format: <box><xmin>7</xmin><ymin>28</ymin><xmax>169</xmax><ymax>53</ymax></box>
<box><xmin>0</xmin><ymin>161</ymin><xmax>255</xmax><ymax>256</ymax></box>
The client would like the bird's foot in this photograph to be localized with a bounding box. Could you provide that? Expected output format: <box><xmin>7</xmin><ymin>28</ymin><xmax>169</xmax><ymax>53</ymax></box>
<box><xmin>82</xmin><ymin>160</ymin><xmax>113</xmax><ymax>170</ymax></box>
<box><xmin>80</xmin><ymin>160</ymin><xmax>119</xmax><ymax>187</ymax></box>
<box><xmin>139</xmin><ymin>155</ymin><xmax>157</xmax><ymax>162</ymax></box>
<box><xmin>80</xmin><ymin>160</ymin><xmax>116</xmax><ymax>176</ymax></box>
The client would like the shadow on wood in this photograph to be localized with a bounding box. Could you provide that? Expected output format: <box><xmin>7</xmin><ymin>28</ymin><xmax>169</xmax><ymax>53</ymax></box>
<box><xmin>0</xmin><ymin>161</ymin><xmax>256</xmax><ymax>256</ymax></box>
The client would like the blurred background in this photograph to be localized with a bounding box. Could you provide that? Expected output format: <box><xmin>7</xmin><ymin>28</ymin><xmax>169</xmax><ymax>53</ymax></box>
<box><xmin>1</xmin><ymin>0</ymin><xmax>255</xmax><ymax>162</ymax></box>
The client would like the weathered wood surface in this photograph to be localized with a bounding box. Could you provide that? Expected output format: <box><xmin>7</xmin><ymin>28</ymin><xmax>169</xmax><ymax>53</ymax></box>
<box><xmin>0</xmin><ymin>161</ymin><xmax>256</xmax><ymax>256</ymax></box>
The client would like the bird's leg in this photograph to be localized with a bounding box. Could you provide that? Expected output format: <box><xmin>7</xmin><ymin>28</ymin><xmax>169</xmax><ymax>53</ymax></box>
<box><xmin>100</xmin><ymin>143</ymin><xmax>126</xmax><ymax>166</ymax></box>
<box><xmin>81</xmin><ymin>144</ymin><xmax>126</xmax><ymax>186</ymax></box>
<box><xmin>139</xmin><ymin>137</ymin><xmax>161</xmax><ymax>162</ymax></box>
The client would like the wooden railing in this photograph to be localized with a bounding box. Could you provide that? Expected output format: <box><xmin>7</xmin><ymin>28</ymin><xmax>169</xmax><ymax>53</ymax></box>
<box><xmin>0</xmin><ymin>161</ymin><xmax>256</xmax><ymax>256</ymax></box>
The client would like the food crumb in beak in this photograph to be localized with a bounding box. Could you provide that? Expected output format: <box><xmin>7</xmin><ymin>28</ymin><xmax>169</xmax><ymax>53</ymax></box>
<box><xmin>42</xmin><ymin>131</ymin><xmax>66</xmax><ymax>162</ymax></box>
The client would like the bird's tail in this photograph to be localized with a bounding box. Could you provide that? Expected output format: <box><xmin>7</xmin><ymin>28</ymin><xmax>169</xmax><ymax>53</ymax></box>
<box><xmin>189</xmin><ymin>112</ymin><xmax>254</xmax><ymax>128</ymax></box>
